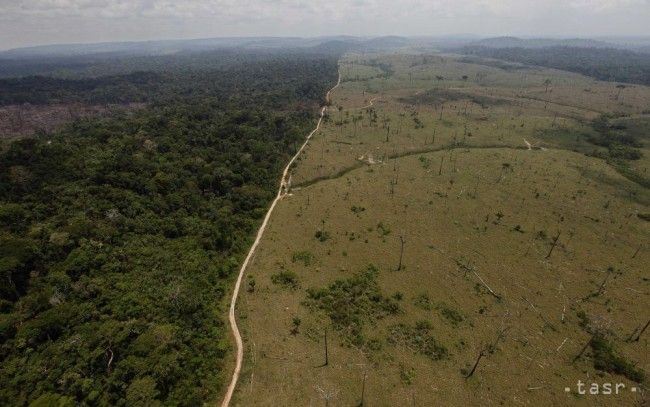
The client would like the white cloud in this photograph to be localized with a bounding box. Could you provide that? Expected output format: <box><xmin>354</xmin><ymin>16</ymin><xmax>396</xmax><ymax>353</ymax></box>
<box><xmin>2</xmin><ymin>0</ymin><xmax>644</xmax><ymax>18</ymax></box>
<box><xmin>0</xmin><ymin>0</ymin><xmax>648</xmax><ymax>49</ymax></box>
<box><xmin>569</xmin><ymin>0</ymin><xmax>647</xmax><ymax>11</ymax></box>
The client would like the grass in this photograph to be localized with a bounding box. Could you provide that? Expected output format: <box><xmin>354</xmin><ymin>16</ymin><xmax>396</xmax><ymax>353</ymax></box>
<box><xmin>399</xmin><ymin>87</ymin><xmax>513</xmax><ymax>109</ymax></box>
<box><xmin>234</xmin><ymin>51</ymin><xmax>649</xmax><ymax>406</ymax></box>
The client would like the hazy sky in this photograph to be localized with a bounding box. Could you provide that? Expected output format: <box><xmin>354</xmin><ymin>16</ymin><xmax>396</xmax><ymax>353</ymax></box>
<box><xmin>1</xmin><ymin>0</ymin><xmax>649</xmax><ymax>50</ymax></box>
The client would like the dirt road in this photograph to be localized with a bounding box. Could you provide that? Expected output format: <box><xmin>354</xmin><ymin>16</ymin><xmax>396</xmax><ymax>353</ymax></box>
<box><xmin>219</xmin><ymin>70</ymin><xmax>341</xmax><ymax>407</ymax></box>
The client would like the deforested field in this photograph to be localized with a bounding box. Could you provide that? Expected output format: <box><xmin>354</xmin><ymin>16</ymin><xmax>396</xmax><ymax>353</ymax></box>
<box><xmin>234</xmin><ymin>52</ymin><xmax>649</xmax><ymax>406</ymax></box>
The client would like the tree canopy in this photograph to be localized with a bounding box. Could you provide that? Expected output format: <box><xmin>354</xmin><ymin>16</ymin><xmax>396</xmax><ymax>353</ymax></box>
<box><xmin>0</xmin><ymin>50</ymin><xmax>339</xmax><ymax>406</ymax></box>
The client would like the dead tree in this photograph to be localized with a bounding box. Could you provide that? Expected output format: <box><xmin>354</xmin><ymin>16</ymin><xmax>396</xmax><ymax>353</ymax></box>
<box><xmin>595</xmin><ymin>267</ymin><xmax>613</xmax><ymax>296</ymax></box>
<box><xmin>573</xmin><ymin>334</ymin><xmax>595</xmax><ymax>363</ymax></box>
<box><xmin>465</xmin><ymin>349</ymin><xmax>486</xmax><ymax>379</ymax></box>
<box><xmin>324</xmin><ymin>329</ymin><xmax>329</xmax><ymax>366</ymax></box>
<box><xmin>465</xmin><ymin>324</ymin><xmax>509</xmax><ymax>379</ymax></box>
<box><xmin>473</xmin><ymin>269</ymin><xmax>501</xmax><ymax>300</ymax></box>
<box><xmin>358</xmin><ymin>373</ymin><xmax>367</xmax><ymax>406</ymax></box>
<box><xmin>628</xmin><ymin>319</ymin><xmax>650</xmax><ymax>343</ymax></box>
<box><xmin>396</xmin><ymin>235</ymin><xmax>405</xmax><ymax>271</ymax></box>
<box><xmin>546</xmin><ymin>231</ymin><xmax>561</xmax><ymax>259</ymax></box>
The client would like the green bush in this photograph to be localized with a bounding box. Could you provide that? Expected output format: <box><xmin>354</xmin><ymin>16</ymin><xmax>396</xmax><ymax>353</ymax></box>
<box><xmin>291</xmin><ymin>251</ymin><xmax>314</xmax><ymax>266</ymax></box>
<box><xmin>304</xmin><ymin>265</ymin><xmax>399</xmax><ymax>346</ymax></box>
<box><xmin>271</xmin><ymin>271</ymin><xmax>300</xmax><ymax>289</ymax></box>
<box><xmin>437</xmin><ymin>303</ymin><xmax>464</xmax><ymax>326</ymax></box>
<box><xmin>590</xmin><ymin>334</ymin><xmax>645</xmax><ymax>383</ymax></box>
<box><xmin>388</xmin><ymin>321</ymin><xmax>448</xmax><ymax>361</ymax></box>
<box><xmin>413</xmin><ymin>293</ymin><xmax>433</xmax><ymax>310</ymax></box>
<box><xmin>314</xmin><ymin>230</ymin><xmax>330</xmax><ymax>242</ymax></box>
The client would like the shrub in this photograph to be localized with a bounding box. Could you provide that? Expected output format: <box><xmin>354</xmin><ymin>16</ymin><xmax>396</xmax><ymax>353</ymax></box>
<box><xmin>590</xmin><ymin>334</ymin><xmax>645</xmax><ymax>383</ymax></box>
<box><xmin>304</xmin><ymin>264</ymin><xmax>399</xmax><ymax>345</ymax></box>
<box><xmin>291</xmin><ymin>251</ymin><xmax>314</xmax><ymax>266</ymax></box>
<box><xmin>376</xmin><ymin>222</ymin><xmax>391</xmax><ymax>236</ymax></box>
<box><xmin>413</xmin><ymin>293</ymin><xmax>433</xmax><ymax>310</ymax></box>
<box><xmin>314</xmin><ymin>230</ymin><xmax>330</xmax><ymax>242</ymax></box>
<box><xmin>388</xmin><ymin>321</ymin><xmax>448</xmax><ymax>361</ymax></box>
<box><xmin>271</xmin><ymin>271</ymin><xmax>299</xmax><ymax>290</ymax></box>
<box><xmin>437</xmin><ymin>303</ymin><xmax>464</xmax><ymax>326</ymax></box>
<box><xmin>399</xmin><ymin>364</ymin><xmax>415</xmax><ymax>385</ymax></box>
<box><xmin>577</xmin><ymin>310</ymin><xmax>590</xmax><ymax>329</ymax></box>
<box><xmin>418</xmin><ymin>156</ymin><xmax>432</xmax><ymax>168</ymax></box>
<box><xmin>290</xmin><ymin>317</ymin><xmax>301</xmax><ymax>335</ymax></box>
<box><xmin>247</xmin><ymin>276</ymin><xmax>256</xmax><ymax>293</ymax></box>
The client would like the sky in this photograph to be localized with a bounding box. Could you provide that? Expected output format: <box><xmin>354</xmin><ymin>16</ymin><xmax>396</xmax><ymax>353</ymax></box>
<box><xmin>1</xmin><ymin>0</ymin><xmax>649</xmax><ymax>50</ymax></box>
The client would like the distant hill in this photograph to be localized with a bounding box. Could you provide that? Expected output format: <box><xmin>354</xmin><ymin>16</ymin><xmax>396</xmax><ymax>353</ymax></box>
<box><xmin>309</xmin><ymin>40</ymin><xmax>359</xmax><ymax>54</ymax></box>
<box><xmin>5</xmin><ymin>36</ymin><xmax>650</xmax><ymax>79</ymax></box>
<box><xmin>362</xmin><ymin>36</ymin><xmax>413</xmax><ymax>49</ymax></box>
<box><xmin>5</xmin><ymin>36</ymin><xmax>650</xmax><ymax>62</ymax></box>
<box><xmin>468</xmin><ymin>36</ymin><xmax>617</xmax><ymax>49</ymax></box>
<box><xmin>0</xmin><ymin>36</ymin><xmax>418</xmax><ymax>60</ymax></box>
<box><xmin>459</xmin><ymin>45</ymin><xmax>650</xmax><ymax>85</ymax></box>
<box><xmin>0</xmin><ymin>37</ymin><xmax>304</xmax><ymax>58</ymax></box>
<box><xmin>0</xmin><ymin>36</ymin><xmax>425</xmax><ymax>79</ymax></box>
<box><xmin>462</xmin><ymin>36</ymin><xmax>650</xmax><ymax>54</ymax></box>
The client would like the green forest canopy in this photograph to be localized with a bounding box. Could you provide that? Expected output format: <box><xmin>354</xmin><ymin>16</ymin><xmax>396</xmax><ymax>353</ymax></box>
<box><xmin>0</xmin><ymin>50</ymin><xmax>339</xmax><ymax>406</ymax></box>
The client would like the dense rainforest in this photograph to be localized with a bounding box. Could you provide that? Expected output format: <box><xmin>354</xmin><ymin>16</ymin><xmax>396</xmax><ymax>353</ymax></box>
<box><xmin>0</xmin><ymin>50</ymin><xmax>339</xmax><ymax>406</ymax></box>
<box><xmin>0</xmin><ymin>51</ymin><xmax>335</xmax><ymax>106</ymax></box>
<box><xmin>459</xmin><ymin>46</ymin><xmax>650</xmax><ymax>85</ymax></box>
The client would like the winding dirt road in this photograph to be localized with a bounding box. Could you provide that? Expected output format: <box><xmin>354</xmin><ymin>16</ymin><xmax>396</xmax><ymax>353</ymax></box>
<box><xmin>220</xmin><ymin>70</ymin><xmax>341</xmax><ymax>407</ymax></box>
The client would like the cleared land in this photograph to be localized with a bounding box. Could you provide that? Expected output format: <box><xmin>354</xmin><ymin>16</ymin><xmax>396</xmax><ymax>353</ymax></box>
<box><xmin>0</xmin><ymin>103</ymin><xmax>143</xmax><ymax>142</ymax></box>
<box><xmin>232</xmin><ymin>52</ymin><xmax>649</xmax><ymax>406</ymax></box>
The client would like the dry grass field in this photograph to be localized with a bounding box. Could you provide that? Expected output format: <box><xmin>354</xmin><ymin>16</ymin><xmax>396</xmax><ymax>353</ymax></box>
<box><xmin>231</xmin><ymin>52</ymin><xmax>649</xmax><ymax>406</ymax></box>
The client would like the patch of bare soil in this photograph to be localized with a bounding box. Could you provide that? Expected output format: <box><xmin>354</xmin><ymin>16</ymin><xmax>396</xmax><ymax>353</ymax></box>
<box><xmin>0</xmin><ymin>102</ymin><xmax>145</xmax><ymax>140</ymax></box>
